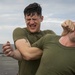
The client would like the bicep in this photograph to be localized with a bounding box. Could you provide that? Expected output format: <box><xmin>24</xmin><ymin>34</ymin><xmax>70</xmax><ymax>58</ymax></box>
<box><xmin>15</xmin><ymin>39</ymin><xmax>42</xmax><ymax>60</ymax></box>
<box><xmin>15</xmin><ymin>38</ymin><xmax>31</xmax><ymax>49</ymax></box>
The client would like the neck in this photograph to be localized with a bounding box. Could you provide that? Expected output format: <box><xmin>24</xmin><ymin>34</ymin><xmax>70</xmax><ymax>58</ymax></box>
<box><xmin>59</xmin><ymin>35</ymin><xmax>75</xmax><ymax>47</ymax></box>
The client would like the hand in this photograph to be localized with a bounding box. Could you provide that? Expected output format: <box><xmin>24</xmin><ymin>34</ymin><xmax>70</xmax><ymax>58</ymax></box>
<box><xmin>61</xmin><ymin>20</ymin><xmax>75</xmax><ymax>32</ymax></box>
<box><xmin>2</xmin><ymin>41</ymin><xmax>14</xmax><ymax>57</ymax></box>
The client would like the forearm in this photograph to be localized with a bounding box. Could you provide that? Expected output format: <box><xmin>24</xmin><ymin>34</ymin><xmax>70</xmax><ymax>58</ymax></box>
<box><xmin>18</xmin><ymin>47</ymin><xmax>43</xmax><ymax>60</ymax></box>
<box><xmin>11</xmin><ymin>50</ymin><xmax>23</xmax><ymax>60</ymax></box>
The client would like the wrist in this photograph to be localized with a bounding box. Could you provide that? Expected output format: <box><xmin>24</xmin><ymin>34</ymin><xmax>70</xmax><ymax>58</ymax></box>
<box><xmin>10</xmin><ymin>51</ymin><xmax>15</xmax><ymax>58</ymax></box>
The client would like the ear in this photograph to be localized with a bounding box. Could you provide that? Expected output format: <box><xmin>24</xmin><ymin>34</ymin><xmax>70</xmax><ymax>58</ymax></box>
<box><xmin>41</xmin><ymin>16</ymin><xmax>44</xmax><ymax>22</ymax></box>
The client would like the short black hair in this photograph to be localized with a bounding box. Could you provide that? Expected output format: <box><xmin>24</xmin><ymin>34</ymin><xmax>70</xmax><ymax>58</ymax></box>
<box><xmin>24</xmin><ymin>2</ymin><xmax>42</xmax><ymax>16</ymax></box>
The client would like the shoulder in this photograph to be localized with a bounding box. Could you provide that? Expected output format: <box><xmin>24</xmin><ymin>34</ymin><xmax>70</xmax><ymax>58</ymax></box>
<box><xmin>44</xmin><ymin>34</ymin><xmax>56</xmax><ymax>38</ymax></box>
<box><xmin>13</xmin><ymin>27</ymin><xmax>27</xmax><ymax>37</ymax></box>
<box><xmin>13</xmin><ymin>27</ymin><xmax>28</xmax><ymax>34</ymax></box>
<box><xmin>13</xmin><ymin>27</ymin><xmax>25</xmax><ymax>32</ymax></box>
<box><xmin>43</xmin><ymin>34</ymin><xmax>59</xmax><ymax>42</ymax></box>
<box><xmin>13</xmin><ymin>27</ymin><xmax>28</xmax><ymax>42</ymax></box>
<box><xmin>43</xmin><ymin>30</ymin><xmax>56</xmax><ymax>35</ymax></box>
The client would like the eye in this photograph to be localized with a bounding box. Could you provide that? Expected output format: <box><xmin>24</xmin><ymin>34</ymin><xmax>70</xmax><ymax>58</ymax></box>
<box><xmin>27</xmin><ymin>19</ymin><xmax>31</xmax><ymax>21</ymax></box>
<box><xmin>33</xmin><ymin>19</ymin><xmax>37</xmax><ymax>21</ymax></box>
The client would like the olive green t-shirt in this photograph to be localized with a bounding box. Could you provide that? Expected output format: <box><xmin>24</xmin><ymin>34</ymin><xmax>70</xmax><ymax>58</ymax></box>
<box><xmin>13</xmin><ymin>27</ymin><xmax>55</xmax><ymax>75</ymax></box>
<box><xmin>32</xmin><ymin>34</ymin><xmax>75</xmax><ymax>75</ymax></box>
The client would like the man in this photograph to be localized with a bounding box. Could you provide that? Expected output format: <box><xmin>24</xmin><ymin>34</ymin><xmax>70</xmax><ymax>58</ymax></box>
<box><xmin>3</xmin><ymin>2</ymin><xmax>56</xmax><ymax>75</ymax></box>
<box><xmin>3</xmin><ymin>20</ymin><xmax>75</xmax><ymax>75</ymax></box>
<box><xmin>31</xmin><ymin>20</ymin><xmax>75</xmax><ymax>75</ymax></box>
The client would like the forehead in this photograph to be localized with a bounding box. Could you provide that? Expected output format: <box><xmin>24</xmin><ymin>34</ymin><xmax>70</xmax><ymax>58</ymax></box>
<box><xmin>25</xmin><ymin>13</ymin><xmax>41</xmax><ymax>18</ymax></box>
<box><xmin>26</xmin><ymin>12</ymin><xmax>39</xmax><ymax>16</ymax></box>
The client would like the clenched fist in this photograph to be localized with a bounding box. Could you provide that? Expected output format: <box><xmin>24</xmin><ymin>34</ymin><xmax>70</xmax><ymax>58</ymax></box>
<box><xmin>61</xmin><ymin>20</ymin><xmax>75</xmax><ymax>36</ymax></box>
<box><xmin>2</xmin><ymin>41</ymin><xmax>14</xmax><ymax>57</ymax></box>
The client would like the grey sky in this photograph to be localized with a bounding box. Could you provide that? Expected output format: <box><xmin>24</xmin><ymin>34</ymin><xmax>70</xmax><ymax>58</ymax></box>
<box><xmin>0</xmin><ymin>0</ymin><xmax>75</xmax><ymax>43</ymax></box>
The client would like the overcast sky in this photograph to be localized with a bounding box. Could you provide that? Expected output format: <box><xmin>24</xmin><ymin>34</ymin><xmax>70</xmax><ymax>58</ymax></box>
<box><xmin>0</xmin><ymin>0</ymin><xmax>75</xmax><ymax>44</ymax></box>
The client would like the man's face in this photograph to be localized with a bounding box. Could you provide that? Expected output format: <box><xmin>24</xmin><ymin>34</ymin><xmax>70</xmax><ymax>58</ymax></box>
<box><xmin>25</xmin><ymin>13</ymin><xmax>43</xmax><ymax>33</ymax></box>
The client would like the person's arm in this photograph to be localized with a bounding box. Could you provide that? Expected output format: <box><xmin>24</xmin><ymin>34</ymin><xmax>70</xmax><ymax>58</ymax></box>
<box><xmin>11</xmin><ymin>50</ymin><xmax>23</xmax><ymax>60</ymax></box>
<box><xmin>12</xmin><ymin>28</ymin><xmax>42</xmax><ymax>60</ymax></box>
<box><xmin>2</xmin><ymin>41</ymin><xmax>23</xmax><ymax>60</ymax></box>
<box><xmin>15</xmin><ymin>39</ymin><xmax>42</xmax><ymax>60</ymax></box>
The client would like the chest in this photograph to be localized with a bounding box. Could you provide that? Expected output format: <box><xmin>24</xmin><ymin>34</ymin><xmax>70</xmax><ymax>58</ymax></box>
<box><xmin>27</xmin><ymin>33</ymin><xmax>44</xmax><ymax>44</ymax></box>
<box><xmin>42</xmin><ymin>43</ymin><xmax>75</xmax><ymax>71</ymax></box>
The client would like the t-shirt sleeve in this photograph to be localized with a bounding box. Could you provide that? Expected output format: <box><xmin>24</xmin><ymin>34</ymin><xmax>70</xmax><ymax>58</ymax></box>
<box><xmin>32</xmin><ymin>34</ymin><xmax>53</xmax><ymax>50</ymax></box>
<box><xmin>13</xmin><ymin>27</ymin><xmax>27</xmax><ymax>42</ymax></box>
<box><xmin>32</xmin><ymin>36</ymin><xmax>44</xmax><ymax>50</ymax></box>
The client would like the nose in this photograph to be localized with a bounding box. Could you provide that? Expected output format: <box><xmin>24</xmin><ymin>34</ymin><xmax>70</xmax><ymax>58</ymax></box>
<box><xmin>30</xmin><ymin>20</ymin><xmax>34</xmax><ymax>24</ymax></box>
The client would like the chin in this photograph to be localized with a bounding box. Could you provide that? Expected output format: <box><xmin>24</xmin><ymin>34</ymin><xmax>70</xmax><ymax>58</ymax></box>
<box><xmin>30</xmin><ymin>30</ymin><xmax>37</xmax><ymax>33</ymax></box>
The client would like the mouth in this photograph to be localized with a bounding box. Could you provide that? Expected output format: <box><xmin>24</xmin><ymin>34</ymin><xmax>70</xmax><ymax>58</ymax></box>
<box><xmin>29</xmin><ymin>25</ymin><xmax>36</xmax><ymax>29</ymax></box>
